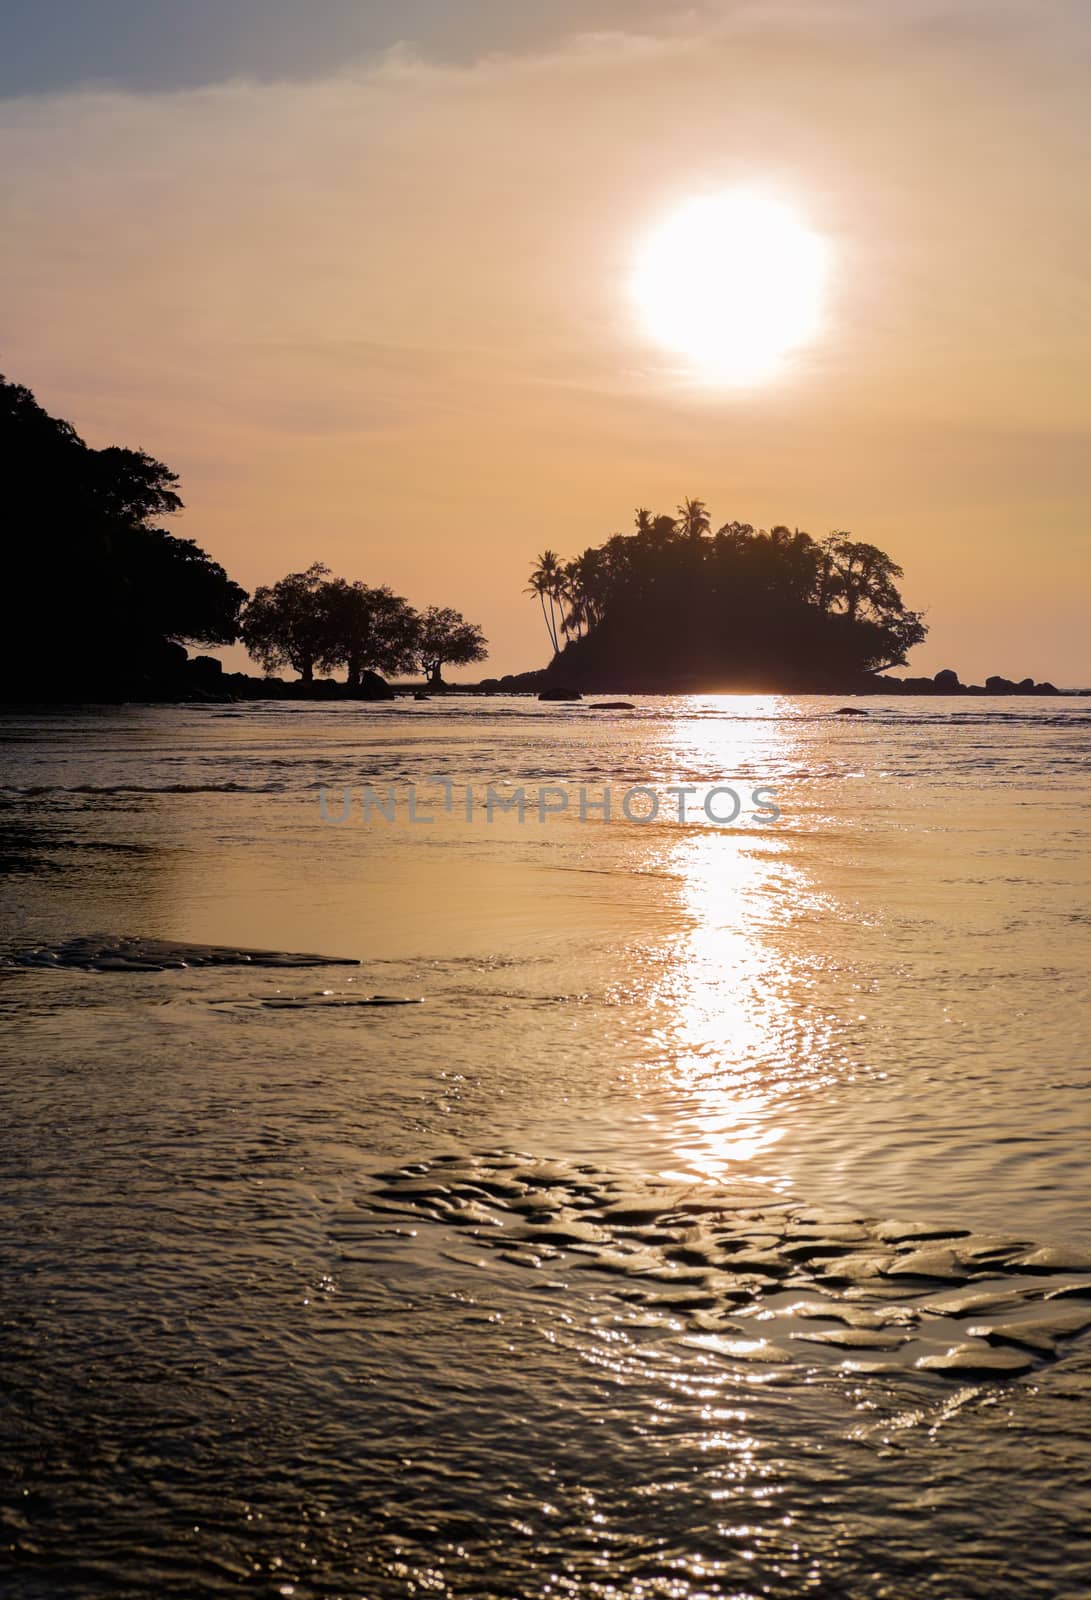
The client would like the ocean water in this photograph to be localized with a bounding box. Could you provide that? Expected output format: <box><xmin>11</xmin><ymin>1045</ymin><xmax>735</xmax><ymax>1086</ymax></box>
<box><xmin>1</xmin><ymin>695</ymin><xmax>1090</xmax><ymax>1599</ymax></box>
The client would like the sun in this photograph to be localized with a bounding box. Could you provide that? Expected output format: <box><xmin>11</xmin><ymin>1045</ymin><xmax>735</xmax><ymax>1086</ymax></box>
<box><xmin>632</xmin><ymin>189</ymin><xmax>829</xmax><ymax>385</ymax></box>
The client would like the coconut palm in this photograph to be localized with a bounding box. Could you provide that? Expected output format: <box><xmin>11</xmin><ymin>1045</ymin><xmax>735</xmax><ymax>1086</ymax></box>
<box><xmin>676</xmin><ymin>497</ymin><xmax>711</xmax><ymax>542</ymax></box>
<box><xmin>527</xmin><ymin>550</ymin><xmax>563</xmax><ymax>653</ymax></box>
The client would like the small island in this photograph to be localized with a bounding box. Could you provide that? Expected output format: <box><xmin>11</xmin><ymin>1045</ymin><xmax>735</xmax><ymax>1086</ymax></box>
<box><xmin>492</xmin><ymin>505</ymin><xmax>1059</xmax><ymax>697</ymax></box>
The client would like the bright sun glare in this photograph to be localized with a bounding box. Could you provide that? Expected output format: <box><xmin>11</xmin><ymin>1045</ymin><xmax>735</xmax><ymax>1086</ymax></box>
<box><xmin>632</xmin><ymin>189</ymin><xmax>829</xmax><ymax>385</ymax></box>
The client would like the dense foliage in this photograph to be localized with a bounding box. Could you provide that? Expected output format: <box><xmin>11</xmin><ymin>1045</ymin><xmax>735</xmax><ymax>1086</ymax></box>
<box><xmin>529</xmin><ymin>501</ymin><xmax>927</xmax><ymax>689</ymax></box>
<box><xmin>240</xmin><ymin>568</ymin><xmax>487</xmax><ymax>687</ymax></box>
<box><xmin>0</xmin><ymin>375</ymin><xmax>489</xmax><ymax>698</ymax></box>
<box><xmin>1</xmin><ymin>376</ymin><xmax>246</xmax><ymax>696</ymax></box>
<box><xmin>415</xmin><ymin>607</ymin><xmax>489</xmax><ymax>687</ymax></box>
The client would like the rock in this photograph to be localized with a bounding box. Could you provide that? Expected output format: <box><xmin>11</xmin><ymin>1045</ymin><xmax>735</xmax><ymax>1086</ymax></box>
<box><xmin>538</xmin><ymin>687</ymin><xmax>583</xmax><ymax>701</ymax></box>
<box><xmin>589</xmin><ymin>701</ymin><xmax>636</xmax><ymax>710</ymax></box>
<box><xmin>933</xmin><ymin>668</ymin><xmax>962</xmax><ymax>692</ymax></box>
<box><xmin>985</xmin><ymin>675</ymin><xmax>1016</xmax><ymax>693</ymax></box>
<box><xmin>835</xmin><ymin>706</ymin><xmax>868</xmax><ymax>715</ymax></box>
<box><xmin>188</xmin><ymin>653</ymin><xmax>224</xmax><ymax>683</ymax></box>
<box><xmin>356</xmin><ymin>670</ymin><xmax>395</xmax><ymax>701</ymax></box>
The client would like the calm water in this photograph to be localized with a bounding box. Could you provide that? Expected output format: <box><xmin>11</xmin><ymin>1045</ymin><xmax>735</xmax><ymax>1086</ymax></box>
<box><xmin>2</xmin><ymin>695</ymin><xmax>1090</xmax><ymax>1599</ymax></box>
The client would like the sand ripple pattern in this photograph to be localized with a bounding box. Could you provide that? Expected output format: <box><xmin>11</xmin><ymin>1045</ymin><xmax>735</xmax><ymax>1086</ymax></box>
<box><xmin>372</xmin><ymin>1152</ymin><xmax>1091</xmax><ymax>1382</ymax></box>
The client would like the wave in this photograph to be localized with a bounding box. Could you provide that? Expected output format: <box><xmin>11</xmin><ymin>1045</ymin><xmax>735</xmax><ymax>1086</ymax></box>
<box><xmin>0</xmin><ymin>782</ymin><xmax>286</xmax><ymax>796</ymax></box>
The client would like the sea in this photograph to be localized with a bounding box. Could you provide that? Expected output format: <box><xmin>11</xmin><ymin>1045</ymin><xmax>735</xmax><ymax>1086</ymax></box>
<box><xmin>1</xmin><ymin>694</ymin><xmax>1089</xmax><ymax>1599</ymax></box>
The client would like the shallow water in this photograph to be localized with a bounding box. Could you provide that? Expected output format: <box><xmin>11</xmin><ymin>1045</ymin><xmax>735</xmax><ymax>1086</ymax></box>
<box><xmin>2</xmin><ymin>695</ymin><xmax>1090</xmax><ymax>1598</ymax></box>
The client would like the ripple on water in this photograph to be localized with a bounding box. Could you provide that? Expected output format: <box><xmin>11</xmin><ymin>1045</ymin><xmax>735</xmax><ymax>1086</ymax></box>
<box><xmin>1</xmin><ymin>934</ymin><xmax>362</xmax><ymax>972</ymax></box>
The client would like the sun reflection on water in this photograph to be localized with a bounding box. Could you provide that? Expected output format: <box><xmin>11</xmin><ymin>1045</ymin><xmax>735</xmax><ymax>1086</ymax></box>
<box><xmin>646</xmin><ymin>702</ymin><xmax>840</xmax><ymax>1185</ymax></box>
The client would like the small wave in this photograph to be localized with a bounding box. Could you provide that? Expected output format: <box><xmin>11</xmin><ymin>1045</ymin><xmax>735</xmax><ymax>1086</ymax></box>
<box><xmin>2</xmin><ymin>935</ymin><xmax>360</xmax><ymax>972</ymax></box>
<box><xmin>0</xmin><ymin>782</ymin><xmax>283</xmax><ymax>796</ymax></box>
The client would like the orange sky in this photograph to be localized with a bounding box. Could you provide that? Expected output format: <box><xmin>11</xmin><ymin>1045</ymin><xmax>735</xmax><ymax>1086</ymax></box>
<box><xmin>2</xmin><ymin>3</ymin><xmax>1089</xmax><ymax>683</ymax></box>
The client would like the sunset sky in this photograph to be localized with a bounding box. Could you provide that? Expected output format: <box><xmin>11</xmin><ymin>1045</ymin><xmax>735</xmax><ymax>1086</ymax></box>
<box><xmin>2</xmin><ymin>0</ymin><xmax>1089</xmax><ymax>684</ymax></box>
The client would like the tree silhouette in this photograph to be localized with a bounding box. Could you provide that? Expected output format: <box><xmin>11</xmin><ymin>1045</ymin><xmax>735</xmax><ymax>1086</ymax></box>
<box><xmin>240</xmin><ymin>563</ymin><xmax>332</xmax><ymax>683</ymax></box>
<box><xmin>529</xmin><ymin>501</ymin><xmax>927</xmax><ymax>689</ymax></box>
<box><xmin>415</xmin><ymin>606</ymin><xmax>488</xmax><ymax>687</ymax></box>
<box><xmin>319</xmin><ymin>580</ymin><xmax>419</xmax><ymax>687</ymax></box>
<box><xmin>527</xmin><ymin>550</ymin><xmax>564</xmax><ymax>654</ymax></box>
<box><xmin>676</xmin><ymin>497</ymin><xmax>711</xmax><ymax>541</ymax></box>
<box><xmin>1</xmin><ymin>374</ymin><xmax>246</xmax><ymax>696</ymax></box>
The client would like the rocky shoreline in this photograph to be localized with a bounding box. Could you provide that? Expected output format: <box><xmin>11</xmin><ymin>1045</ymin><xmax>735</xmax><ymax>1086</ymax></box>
<box><xmin>2</xmin><ymin>648</ymin><xmax>1079</xmax><ymax>706</ymax></box>
<box><xmin>480</xmin><ymin>664</ymin><xmax>1071</xmax><ymax>698</ymax></box>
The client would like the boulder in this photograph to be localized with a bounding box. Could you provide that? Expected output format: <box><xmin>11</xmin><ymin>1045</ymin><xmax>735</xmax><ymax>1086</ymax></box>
<box><xmin>188</xmin><ymin>653</ymin><xmax>224</xmax><ymax>684</ymax></box>
<box><xmin>539</xmin><ymin>687</ymin><xmax>583</xmax><ymax>701</ymax></box>
<box><xmin>356</xmin><ymin>670</ymin><xmax>394</xmax><ymax>701</ymax></box>
<box><xmin>985</xmin><ymin>675</ymin><xmax>1016</xmax><ymax>694</ymax></box>
<box><xmin>933</xmin><ymin>668</ymin><xmax>962</xmax><ymax>692</ymax></box>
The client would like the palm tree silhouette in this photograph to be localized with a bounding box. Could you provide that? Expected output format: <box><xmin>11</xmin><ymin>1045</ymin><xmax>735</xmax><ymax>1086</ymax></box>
<box><xmin>676</xmin><ymin>497</ymin><xmax>711</xmax><ymax>541</ymax></box>
<box><xmin>527</xmin><ymin>550</ymin><xmax>563</xmax><ymax>653</ymax></box>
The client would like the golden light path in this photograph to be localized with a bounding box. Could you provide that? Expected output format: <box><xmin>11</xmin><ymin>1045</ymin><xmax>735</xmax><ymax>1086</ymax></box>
<box><xmin>646</xmin><ymin>699</ymin><xmax>839</xmax><ymax>1184</ymax></box>
<box><xmin>632</xmin><ymin>189</ymin><xmax>829</xmax><ymax>384</ymax></box>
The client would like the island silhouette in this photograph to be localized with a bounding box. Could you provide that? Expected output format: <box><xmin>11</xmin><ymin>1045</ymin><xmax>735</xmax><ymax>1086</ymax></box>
<box><xmin>0</xmin><ymin>374</ymin><xmax>1061</xmax><ymax>701</ymax></box>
